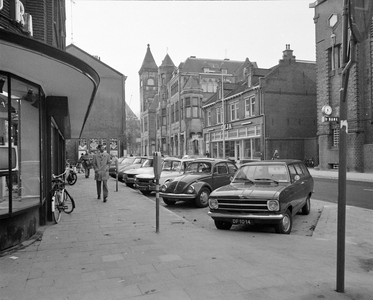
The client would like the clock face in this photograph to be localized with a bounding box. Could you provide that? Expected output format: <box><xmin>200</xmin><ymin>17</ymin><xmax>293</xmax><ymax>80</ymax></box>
<box><xmin>322</xmin><ymin>105</ymin><xmax>332</xmax><ymax>116</ymax></box>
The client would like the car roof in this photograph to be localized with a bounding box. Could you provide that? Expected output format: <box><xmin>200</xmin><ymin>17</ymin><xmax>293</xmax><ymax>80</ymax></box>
<box><xmin>242</xmin><ymin>159</ymin><xmax>303</xmax><ymax>166</ymax></box>
<box><xmin>190</xmin><ymin>158</ymin><xmax>234</xmax><ymax>164</ymax></box>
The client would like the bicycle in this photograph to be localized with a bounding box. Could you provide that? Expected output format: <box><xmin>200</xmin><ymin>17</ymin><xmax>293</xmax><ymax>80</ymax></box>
<box><xmin>65</xmin><ymin>163</ymin><xmax>78</xmax><ymax>185</ymax></box>
<box><xmin>51</xmin><ymin>172</ymin><xmax>76</xmax><ymax>223</ymax></box>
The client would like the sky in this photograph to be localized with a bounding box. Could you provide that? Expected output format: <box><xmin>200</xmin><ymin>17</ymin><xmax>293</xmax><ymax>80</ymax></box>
<box><xmin>65</xmin><ymin>0</ymin><xmax>316</xmax><ymax>118</ymax></box>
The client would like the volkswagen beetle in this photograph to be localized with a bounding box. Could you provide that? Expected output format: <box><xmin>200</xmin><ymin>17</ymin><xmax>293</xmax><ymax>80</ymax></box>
<box><xmin>159</xmin><ymin>158</ymin><xmax>237</xmax><ymax>208</ymax></box>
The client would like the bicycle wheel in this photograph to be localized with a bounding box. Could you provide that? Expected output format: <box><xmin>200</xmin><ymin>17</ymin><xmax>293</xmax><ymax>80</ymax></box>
<box><xmin>67</xmin><ymin>173</ymin><xmax>77</xmax><ymax>185</ymax></box>
<box><xmin>63</xmin><ymin>190</ymin><xmax>75</xmax><ymax>214</ymax></box>
<box><xmin>52</xmin><ymin>191</ymin><xmax>63</xmax><ymax>223</ymax></box>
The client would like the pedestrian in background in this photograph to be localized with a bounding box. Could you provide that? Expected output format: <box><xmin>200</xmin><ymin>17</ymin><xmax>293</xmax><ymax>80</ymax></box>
<box><xmin>272</xmin><ymin>149</ymin><xmax>280</xmax><ymax>160</ymax></box>
<box><xmin>92</xmin><ymin>145</ymin><xmax>111</xmax><ymax>202</ymax></box>
<box><xmin>81</xmin><ymin>151</ymin><xmax>92</xmax><ymax>178</ymax></box>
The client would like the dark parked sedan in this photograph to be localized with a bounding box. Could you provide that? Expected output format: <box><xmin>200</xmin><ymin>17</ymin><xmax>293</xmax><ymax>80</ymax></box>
<box><xmin>208</xmin><ymin>160</ymin><xmax>314</xmax><ymax>234</ymax></box>
<box><xmin>159</xmin><ymin>158</ymin><xmax>237</xmax><ymax>208</ymax></box>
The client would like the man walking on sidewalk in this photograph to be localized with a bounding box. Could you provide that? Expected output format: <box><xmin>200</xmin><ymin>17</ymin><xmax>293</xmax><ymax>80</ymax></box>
<box><xmin>92</xmin><ymin>145</ymin><xmax>111</xmax><ymax>202</ymax></box>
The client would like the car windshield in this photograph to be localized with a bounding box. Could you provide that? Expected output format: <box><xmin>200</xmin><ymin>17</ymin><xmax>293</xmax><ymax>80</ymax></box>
<box><xmin>233</xmin><ymin>164</ymin><xmax>289</xmax><ymax>182</ymax></box>
<box><xmin>121</xmin><ymin>157</ymin><xmax>135</xmax><ymax>165</ymax></box>
<box><xmin>133</xmin><ymin>158</ymin><xmax>142</xmax><ymax>164</ymax></box>
<box><xmin>162</xmin><ymin>160</ymin><xmax>181</xmax><ymax>171</ymax></box>
<box><xmin>185</xmin><ymin>162</ymin><xmax>211</xmax><ymax>174</ymax></box>
<box><xmin>142</xmin><ymin>159</ymin><xmax>153</xmax><ymax>168</ymax></box>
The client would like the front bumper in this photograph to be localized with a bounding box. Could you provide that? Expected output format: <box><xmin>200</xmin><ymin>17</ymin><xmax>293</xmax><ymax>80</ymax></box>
<box><xmin>159</xmin><ymin>192</ymin><xmax>195</xmax><ymax>200</ymax></box>
<box><xmin>135</xmin><ymin>183</ymin><xmax>156</xmax><ymax>191</ymax></box>
<box><xmin>208</xmin><ymin>211</ymin><xmax>284</xmax><ymax>221</ymax></box>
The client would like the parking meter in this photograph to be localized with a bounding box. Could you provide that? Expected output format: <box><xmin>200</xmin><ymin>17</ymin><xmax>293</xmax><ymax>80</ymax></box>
<box><xmin>153</xmin><ymin>152</ymin><xmax>162</xmax><ymax>180</ymax></box>
<box><xmin>153</xmin><ymin>151</ymin><xmax>162</xmax><ymax>233</ymax></box>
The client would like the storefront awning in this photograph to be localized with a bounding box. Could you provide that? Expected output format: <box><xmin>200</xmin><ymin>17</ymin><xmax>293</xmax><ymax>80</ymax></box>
<box><xmin>0</xmin><ymin>29</ymin><xmax>100</xmax><ymax>138</ymax></box>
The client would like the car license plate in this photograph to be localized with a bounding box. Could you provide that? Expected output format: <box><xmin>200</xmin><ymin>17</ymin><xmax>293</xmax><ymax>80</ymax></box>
<box><xmin>232</xmin><ymin>219</ymin><xmax>251</xmax><ymax>225</ymax></box>
<box><xmin>138</xmin><ymin>186</ymin><xmax>148</xmax><ymax>191</ymax></box>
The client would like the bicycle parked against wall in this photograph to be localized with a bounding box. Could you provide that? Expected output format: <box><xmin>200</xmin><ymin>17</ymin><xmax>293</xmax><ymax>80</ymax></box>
<box><xmin>65</xmin><ymin>160</ymin><xmax>78</xmax><ymax>185</ymax></box>
<box><xmin>51</xmin><ymin>172</ymin><xmax>76</xmax><ymax>223</ymax></box>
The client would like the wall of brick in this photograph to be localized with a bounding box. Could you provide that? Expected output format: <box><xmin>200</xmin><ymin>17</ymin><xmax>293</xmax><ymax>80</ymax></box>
<box><xmin>363</xmin><ymin>144</ymin><xmax>373</xmax><ymax>172</ymax></box>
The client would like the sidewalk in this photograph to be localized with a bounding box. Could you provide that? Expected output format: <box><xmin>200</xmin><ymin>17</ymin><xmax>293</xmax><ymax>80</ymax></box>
<box><xmin>0</xmin><ymin>172</ymin><xmax>372</xmax><ymax>300</ymax></box>
<box><xmin>309</xmin><ymin>167</ymin><xmax>373</xmax><ymax>182</ymax></box>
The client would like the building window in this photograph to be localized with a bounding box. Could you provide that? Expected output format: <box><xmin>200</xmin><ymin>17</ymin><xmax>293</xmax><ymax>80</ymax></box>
<box><xmin>171</xmin><ymin>82</ymin><xmax>178</xmax><ymax>96</ymax></box>
<box><xmin>207</xmin><ymin>81</ymin><xmax>214</xmax><ymax>93</ymax></box>
<box><xmin>171</xmin><ymin>104</ymin><xmax>174</xmax><ymax>124</ymax></box>
<box><xmin>329</xmin><ymin>44</ymin><xmax>342</xmax><ymax>71</ymax></box>
<box><xmin>180</xmin><ymin>99</ymin><xmax>184</xmax><ymax>120</ymax></box>
<box><xmin>230</xmin><ymin>102</ymin><xmax>239</xmax><ymax>121</ymax></box>
<box><xmin>143</xmin><ymin>116</ymin><xmax>148</xmax><ymax>132</ymax></box>
<box><xmin>333</xmin><ymin>128</ymin><xmax>339</xmax><ymax>147</ymax></box>
<box><xmin>217</xmin><ymin>106</ymin><xmax>222</xmax><ymax>124</ymax></box>
<box><xmin>162</xmin><ymin>108</ymin><xmax>166</xmax><ymax>125</ymax></box>
<box><xmin>147</xmin><ymin>78</ymin><xmax>154</xmax><ymax>85</ymax></box>
<box><xmin>207</xmin><ymin>110</ymin><xmax>211</xmax><ymax>126</ymax></box>
<box><xmin>175</xmin><ymin>101</ymin><xmax>179</xmax><ymax>122</ymax></box>
<box><xmin>245</xmin><ymin>96</ymin><xmax>255</xmax><ymax>117</ymax></box>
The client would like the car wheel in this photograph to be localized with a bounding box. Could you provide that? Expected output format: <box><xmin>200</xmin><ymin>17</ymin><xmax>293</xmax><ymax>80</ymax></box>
<box><xmin>274</xmin><ymin>209</ymin><xmax>292</xmax><ymax>234</ymax></box>
<box><xmin>214</xmin><ymin>220</ymin><xmax>232</xmax><ymax>230</ymax></box>
<box><xmin>195</xmin><ymin>187</ymin><xmax>210</xmax><ymax>208</ymax></box>
<box><xmin>140</xmin><ymin>190</ymin><xmax>152</xmax><ymax>195</ymax></box>
<box><xmin>302</xmin><ymin>195</ymin><xmax>311</xmax><ymax>215</ymax></box>
<box><xmin>163</xmin><ymin>198</ymin><xmax>176</xmax><ymax>205</ymax></box>
<box><xmin>126</xmin><ymin>183</ymin><xmax>134</xmax><ymax>188</ymax></box>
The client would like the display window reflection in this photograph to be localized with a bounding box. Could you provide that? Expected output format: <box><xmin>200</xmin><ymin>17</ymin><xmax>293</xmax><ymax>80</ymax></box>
<box><xmin>0</xmin><ymin>74</ymin><xmax>41</xmax><ymax>215</ymax></box>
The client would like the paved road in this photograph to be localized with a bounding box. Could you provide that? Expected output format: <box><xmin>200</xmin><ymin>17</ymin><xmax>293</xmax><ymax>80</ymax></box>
<box><xmin>314</xmin><ymin>177</ymin><xmax>373</xmax><ymax>210</ymax></box>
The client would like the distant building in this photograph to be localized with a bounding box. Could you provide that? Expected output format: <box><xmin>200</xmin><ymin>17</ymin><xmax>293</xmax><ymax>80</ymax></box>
<box><xmin>203</xmin><ymin>45</ymin><xmax>317</xmax><ymax>161</ymax></box>
<box><xmin>311</xmin><ymin>0</ymin><xmax>373</xmax><ymax>172</ymax></box>
<box><xmin>138</xmin><ymin>44</ymin><xmax>244</xmax><ymax>156</ymax></box>
<box><xmin>65</xmin><ymin>44</ymin><xmax>127</xmax><ymax>160</ymax></box>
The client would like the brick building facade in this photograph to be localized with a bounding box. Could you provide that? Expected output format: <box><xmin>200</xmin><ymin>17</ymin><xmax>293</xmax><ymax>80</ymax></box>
<box><xmin>311</xmin><ymin>0</ymin><xmax>373</xmax><ymax>172</ymax></box>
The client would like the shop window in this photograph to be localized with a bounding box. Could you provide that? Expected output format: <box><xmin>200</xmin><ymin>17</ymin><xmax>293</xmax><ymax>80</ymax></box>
<box><xmin>0</xmin><ymin>75</ymin><xmax>41</xmax><ymax>216</ymax></box>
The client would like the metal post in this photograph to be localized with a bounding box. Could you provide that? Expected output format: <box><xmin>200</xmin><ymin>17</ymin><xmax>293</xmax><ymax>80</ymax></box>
<box><xmin>221</xmin><ymin>72</ymin><xmax>225</xmax><ymax>159</ymax></box>
<box><xmin>115</xmin><ymin>158</ymin><xmax>118</xmax><ymax>192</ymax></box>
<box><xmin>155</xmin><ymin>178</ymin><xmax>159</xmax><ymax>233</ymax></box>
<box><xmin>336</xmin><ymin>0</ymin><xmax>352</xmax><ymax>292</ymax></box>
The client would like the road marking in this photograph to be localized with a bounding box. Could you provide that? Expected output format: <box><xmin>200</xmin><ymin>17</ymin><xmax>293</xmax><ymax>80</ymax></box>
<box><xmin>364</xmin><ymin>189</ymin><xmax>373</xmax><ymax>192</ymax></box>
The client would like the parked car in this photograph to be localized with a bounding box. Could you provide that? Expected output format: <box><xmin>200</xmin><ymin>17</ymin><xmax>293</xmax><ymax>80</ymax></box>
<box><xmin>122</xmin><ymin>157</ymin><xmax>154</xmax><ymax>188</ymax></box>
<box><xmin>117</xmin><ymin>156</ymin><xmax>147</xmax><ymax>182</ymax></box>
<box><xmin>109</xmin><ymin>156</ymin><xmax>134</xmax><ymax>178</ymax></box>
<box><xmin>236</xmin><ymin>158</ymin><xmax>261</xmax><ymax>168</ymax></box>
<box><xmin>134</xmin><ymin>157</ymin><xmax>194</xmax><ymax>195</ymax></box>
<box><xmin>159</xmin><ymin>158</ymin><xmax>238</xmax><ymax>208</ymax></box>
<box><xmin>208</xmin><ymin>159</ymin><xmax>314</xmax><ymax>234</ymax></box>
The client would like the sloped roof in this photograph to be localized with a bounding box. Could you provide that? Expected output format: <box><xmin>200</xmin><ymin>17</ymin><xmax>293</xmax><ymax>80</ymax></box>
<box><xmin>183</xmin><ymin>75</ymin><xmax>200</xmax><ymax>90</ymax></box>
<box><xmin>179</xmin><ymin>57</ymin><xmax>244</xmax><ymax>74</ymax></box>
<box><xmin>125</xmin><ymin>102</ymin><xmax>138</xmax><ymax>120</ymax></box>
<box><xmin>160</xmin><ymin>53</ymin><xmax>175</xmax><ymax>68</ymax></box>
<box><xmin>139</xmin><ymin>44</ymin><xmax>158</xmax><ymax>74</ymax></box>
<box><xmin>203</xmin><ymin>82</ymin><xmax>237</xmax><ymax>106</ymax></box>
